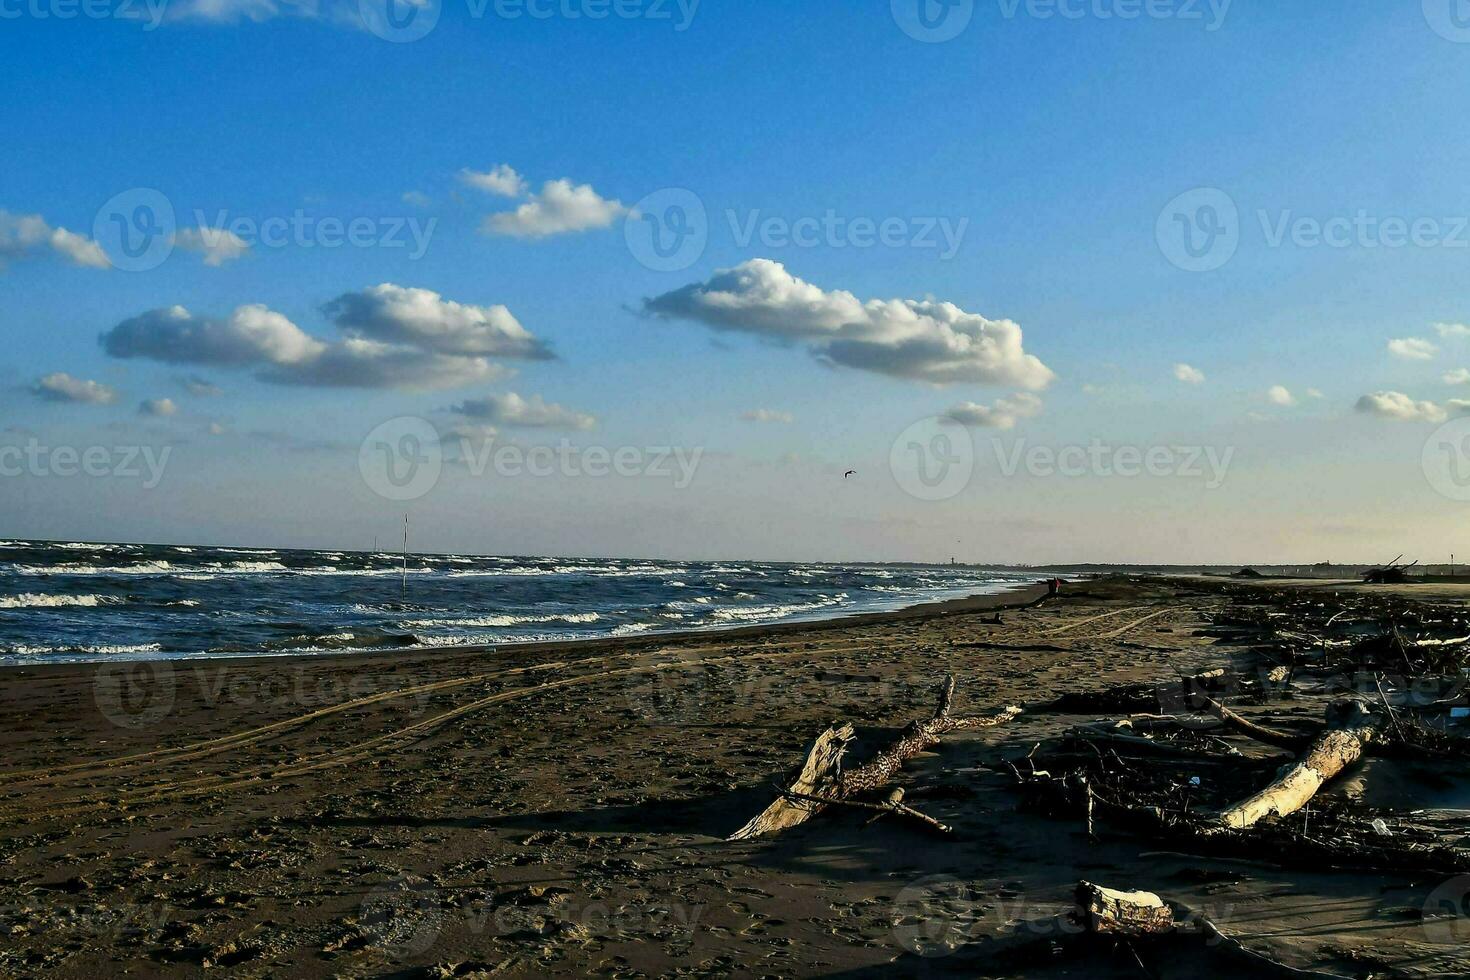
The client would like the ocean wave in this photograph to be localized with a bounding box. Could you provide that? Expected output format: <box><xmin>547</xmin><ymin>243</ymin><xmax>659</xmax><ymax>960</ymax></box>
<box><xmin>0</xmin><ymin>593</ymin><xmax>120</xmax><ymax>609</ymax></box>
<box><xmin>708</xmin><ymin>595</ymin><xmax>846</xmax><ymax>623</ymax></box>
<box><xmin>15</xmin><ymin>561</ymin><xmax>178</xmax><ymax>576</ymax></box>
<box><xmin>403</xmin><ymin>612</ymin><xmax>601</xmax><ymax>629</ymax></box>
<box><xmin>6</xmin><ymin>642</ymin><xmax>163</xmax><ymax>656</ymax></box>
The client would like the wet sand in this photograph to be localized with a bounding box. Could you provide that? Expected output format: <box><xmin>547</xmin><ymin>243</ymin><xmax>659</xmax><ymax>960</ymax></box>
<box><xmin>2</xmin><ymin>576</ymin><xmax>1466</xmax><ymax>978</ymax></box>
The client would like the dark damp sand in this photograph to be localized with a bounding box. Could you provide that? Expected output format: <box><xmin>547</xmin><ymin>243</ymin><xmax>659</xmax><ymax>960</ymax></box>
<box><xmin>1</xmin><ymin>576</ymin><xmax>1465</xmax><ymax>978</ymax></box>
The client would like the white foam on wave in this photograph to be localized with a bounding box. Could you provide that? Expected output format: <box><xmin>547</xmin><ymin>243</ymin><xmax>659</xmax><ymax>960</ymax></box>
<box><xmin>5</xmin><ymin>642</ymin><xmax>162</xmax><ymax>656</ymax></box>
<box><xmin>0</xmin><ymin>593</ymin><xmax>119</xmax><ymax>609</ymax></box>
<box><xmin>404</xmin><ymin>611</ymin><xmax>601</xmax><ymax>628</ymax></box>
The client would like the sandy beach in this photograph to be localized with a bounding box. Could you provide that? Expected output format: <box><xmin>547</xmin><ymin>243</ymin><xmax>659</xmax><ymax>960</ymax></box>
<box><xmin>3</xmin><ymin>575</ymin><xmax>1468</xmax><ymax>978</ymax></box>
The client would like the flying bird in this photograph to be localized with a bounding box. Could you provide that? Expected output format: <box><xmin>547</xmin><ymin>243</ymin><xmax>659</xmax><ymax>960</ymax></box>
<box><xmin>844</xmin><ymin>470</ymin><xmax>856</xmax><ymax>479</ymax></box>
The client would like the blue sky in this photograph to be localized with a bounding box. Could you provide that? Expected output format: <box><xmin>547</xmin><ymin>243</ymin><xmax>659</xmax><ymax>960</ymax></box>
<box><xmin>3</xmin><ymin>1</ymin><xmax>1470</xmax><ymax>563</ymax></box>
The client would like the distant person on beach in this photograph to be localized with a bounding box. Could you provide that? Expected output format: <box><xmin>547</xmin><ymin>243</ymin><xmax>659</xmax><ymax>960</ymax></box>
<box><xmin>1048</xmin><ymin>577</ymin><xmax>1062</xmax><ymax>597</ymax></box>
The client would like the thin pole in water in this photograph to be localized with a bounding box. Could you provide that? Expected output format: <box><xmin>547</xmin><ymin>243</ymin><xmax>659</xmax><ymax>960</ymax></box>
<box><xmin>401</xmin><ymin>514</ymin><xmax>409</xmax><ymax>603</ymax></box>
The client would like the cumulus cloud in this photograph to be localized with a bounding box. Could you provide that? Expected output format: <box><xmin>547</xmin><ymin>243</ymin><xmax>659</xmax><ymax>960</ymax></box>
<box><xmin>1388</xmin><ymin>337</ymin><xmax>1438</xmax><ymax>361</ymax></box>
<box><xmin>460</xmin><ymin>164</ymin><xmax>526</xmax><ymax>198</ymax></box>
<box><xmin>139</xmin><ymin>398</ymin><xmax>178</xmax><ymax>417</ymax></box>
<box><xmin>1266</xmin><ymin>385</ymin><xmax>1296</xmax><ymax>407</ymax></box>
<box><xmin>1173</xmin><ymin>363</ymin><xmax>1205</xmax><ymax>385</ymax></box>
<box><xmin>1444</xmin><ymin>369</ymin><xmax>1470</xmax><ymax>386</ymax></box>
<box><xmin>944</xmin><ymin>392</ymin><xmax>1043</xmax><ymax>429</ymax></box>
<box><xmin>1355</xmin><ymin>391</ymin><xmax>1448</xmax><ymax>423</ymax></box>
<box><xmin>173</xmin><ymin>227</ymin><xmax>250</xmax><ymax>266</ymax></box>
<box><xmin>322</xmin><ymin>284</ymin><xmax>552</xmax><ymax>359</ymax></box>
<box><xmin>261</xmin><ymin>339</ymin><xmax>504</xmax><ymax>390</ymax></box>
<box><xmin>32</xmin><ymin>372</ymin><xmax>117</xmax><ymax>405</ymax></box>
<box><xmin>103</xmin><ymin>304</ymin><xmax>326</xmax><ymax>367</ymax></box>
<box><xmin>99</xmin><ymin>290</ymin><xmax>537</xmax><ymax>391</ymax></box>
<box><xmin>1306</xmin><ymin>388</ymin><xmax>1325</xmax><ymax>399</ymax></box>
<box><xmin>645</xmin><ymin>260</ymin><xmax>1054</xmax><ymax>389</ymax></box>
<box><xmin>402</xmin><ymin>191</ymin><xmax>431</xmax><ymax>208</ymax></box>
<box><xmin>483</xmin><ymin>179</ymin><xmax>628</xmax><ymax>238</ymax></box>
<box><xmin>0</xmin><ymin>211</ymin><xmax>108</xmax><ymax>270</ymax></box>
<box><xmin>740</xmin><ymin>408</ymin><xmax>794</xmax><ymax>424</ymax></box>
<box><xmin>448</xmin><ymin>392</ymin><xmax>596</xmax><ymax>430</ymax></box>
<box><xmin>1435</xmin><ymin>322</ymin><xmax>1470</xmax><ymax>338</ymax></box>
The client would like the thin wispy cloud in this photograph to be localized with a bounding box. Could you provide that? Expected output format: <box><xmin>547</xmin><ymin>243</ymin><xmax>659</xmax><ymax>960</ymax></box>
<box><xmin>0</xmin><ymin>211</ymin><xmax>108</xmax><ymax>270</ymax></box>
<box><xmin>173</xmin><ymin>227</ymin><xmax>251</xmax><ymax>267</ymax></box>
<box><xmin>448</xmin><ymin>392</ymin><xmax>597</xmax><ymax>430</ymax></box>
<box><xmin>740</xmin><ymin>409</ymin><xmax>794</xmax><ymax>424</ymax></box>
<box><xmin>460</xmin><ymin>165</ymin><xmax>527</xmax><ymax>198</ymax></box>
<box><xmin>1387</xmin><ymin>337</ymin><xmax>1438</xmax><ymax>361</ymax></box>
<box><xmin>1173</xmin><ymin>363</ymin><xmax>1205</xmax><ymax>385</ymax></box>
<box><xmin>944</xmin><ymin>392</ymin><xmax>1043</xmax><ymax>429</ymax></box>
<box><xmin>645</xmin><ymin>259</ymin><xmax>1055</xmax><ymax>389</ymax></box>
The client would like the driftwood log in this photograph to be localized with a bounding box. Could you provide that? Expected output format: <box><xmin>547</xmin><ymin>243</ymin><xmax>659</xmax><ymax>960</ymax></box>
<box><xmin>1217</xmin><ymin>698</ymin><xmax>1385</xmax><ymax>830</ymax></box>
<box><xmin>728</xmin><ymin>675</ymin><xmax>1020</xmax><ymax>840</ymax></box>
<box><xmin>1073</xmin><ymin>880</ymin><xmax>1174</xmax><ymax>936</ymax></box>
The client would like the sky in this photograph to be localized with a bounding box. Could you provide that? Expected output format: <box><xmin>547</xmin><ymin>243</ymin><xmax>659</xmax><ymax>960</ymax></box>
<box><xmin>3</xmin><ymin>0</ymin><xmax>1470</xmax><ymax>564</ymax></box>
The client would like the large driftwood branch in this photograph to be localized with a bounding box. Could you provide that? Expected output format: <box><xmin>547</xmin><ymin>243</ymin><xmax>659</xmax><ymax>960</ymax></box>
<box><xmin>1216</xmin><ymin>698</ymin><xmax>1385</xmax><ymax>831</ymax></box>
<box><xmin>727</xmin><ymin>675</ymin><xmax>1020</xmax><ymax>841</ymax></box>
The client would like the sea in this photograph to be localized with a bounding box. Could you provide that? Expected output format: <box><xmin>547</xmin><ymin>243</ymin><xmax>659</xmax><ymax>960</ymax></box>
<box><xmin>0</xmin><ymin>539</ymin><xmax>1039</xmax><ymax>666</ymax></box>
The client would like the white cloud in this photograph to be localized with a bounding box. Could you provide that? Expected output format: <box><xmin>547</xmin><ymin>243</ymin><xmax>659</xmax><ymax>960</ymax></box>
<box><xmin>32</xmin><ymin>372</ymin><xmax>117</xmax><ymax>405</ymax></box>
<box><xmin>0</xmin><ymin>211</ymin><xmax>108</xmax><ymax>270</ymax></box>
<box><xmin>207</xmin><ymin>422</ymin><xmax>227</xmax><ymax>436</ymax></box>
<box><xmin>1173</xmin><ymin>363</ymin><xmax>1205</xmax><ymax>385</ymax></box>
<box><xmin>1354</xmin><ymin>391</ymin><xmax>1448</xmax><ymax>423</ymax></box>
<box><xmin>322</xmin><ymin>284</ymin><xmax>551</xmax><ymax>359</ymax></box>
<box><xmin>1444</xmin><ymin>369</ymin><xmax>1470</xmax><ymax>386</ymax></box>
<box><xmin>645</xmin><ymin>260</ymin><xmax>1054</xmax><ymax>389</ymax></box>
<box><xmin>163</xmin><ymin>0</ymin><xmax>304</xmax><ymax>23</ymax></box>
<box><xmin>1388</xmin><ymin>337</ymin><xmax>1438</xmax><ymax>361</ymax></box>
<box><xmin>460</xmin><ymin>165</ymin><xmax>527</xmax><ymax>199</ymax></box>
<box><xmin>1435</xmin><ymin>322</ymin><xmax>1470</xmax><ymax>338</ymax></box>
<box><xmin>103</xmin><ymin>304</ymin><xmax>326</xmax><ymax>366</ymax></box>
<box><xmin>100</xmin><ymin>297</ymin><xmax>513</xmax><ymax>391</ymax></box>
<box><xmin>944</xmin><ymin>392</ymin><xmax>1043</xmax><ymax>429</ymax></box>
<box><xmin>448</xmin><ymin>392</ymin><xmax>596</xmax><ymax>430</ymax></box>
<box><xmin>402</xmin><ymin>191</ymin><xmax>432</xmax><ymax>208</ymax></box>
<box><xmin>140</xmin><ymin>398</ymin><xmax>178</xmax><ymax>417</ymax></box>
<box><xmin>173</xmin><ymin>227</ymin><xmax>251</xmax><ymax>267</ymax></box>
<box><xmin>264</xmin><ymin>338</ymin><xmax>504</xmax><ymax>390</ymax></box>
<box><xmin>740</xmin><ymin>408</ymin><xmax>794</xmax><ymax>424</ymax></box>
<box><xmin>1306</xmin><ymin>388</ymin><xmax>1325</xmax><ymax>399</ymax></box>
<box><xmin>1266</xmin><ymin>385</ymin><xmax>1296</xmax><ymax>407</ymax></box>
<box><xmin>483</xmin><ymin>179</ymin><xmax>627</xmax><ymax>238</ymax></box>
<box><xmin>183</xmin><ymin>376</ymin><xmax>223</xmax><ymax>397</ymax></box>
